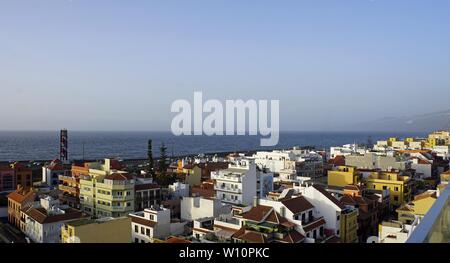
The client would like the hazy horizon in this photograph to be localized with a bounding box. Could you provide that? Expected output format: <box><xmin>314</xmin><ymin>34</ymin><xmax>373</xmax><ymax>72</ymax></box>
<box><xmin>1</xmin><ymin>0</ymin><xmax>449</xmax><ymax>131</ymax></box>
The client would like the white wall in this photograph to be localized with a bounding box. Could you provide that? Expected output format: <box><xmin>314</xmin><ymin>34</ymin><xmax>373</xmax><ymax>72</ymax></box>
<box><xmin>301</xmin><ymin>187</ymin><xmax>341</xmax><ymax>235</ymax></box>
<box><xmin>181</xmin><ymin>197</ymin><xmax>231</xmax><ymax>221</ymax></box>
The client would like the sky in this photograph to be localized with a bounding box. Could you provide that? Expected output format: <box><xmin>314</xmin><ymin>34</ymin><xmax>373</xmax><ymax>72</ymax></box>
<box><xmin>0</xmin><ymin>0</ymin><xmax>449</xmax><ymax>131</ymax></box>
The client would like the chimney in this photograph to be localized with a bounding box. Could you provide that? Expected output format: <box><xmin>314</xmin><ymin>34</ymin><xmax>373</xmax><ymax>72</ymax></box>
<box><xmin>253</xmin><ymin>196</ymin><xmax>259</xmax><ymax>207</ymax></box>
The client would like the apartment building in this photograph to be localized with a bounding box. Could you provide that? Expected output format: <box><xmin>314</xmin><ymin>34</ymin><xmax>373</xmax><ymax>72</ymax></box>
<box><xmin>134</xmin><ymin>176</ymin><xmax>161</xmax><ymax>211</ymax></box>
<box><xmin>300</xmin><ymin>185</ymin><xmax>359</xmax><ymax>243</ymax></box>
<box><xmin>11</xmin><ymin>162</ymin><xmax>32</xmax><ymax>188</ymax></box>
<box><xmin>7</xmin><ymin>187</ymin><xmax>36</xmax><ymax>231</ymax></box>
<box><xmin>211</xmin><ymin>159</ymin><xmax>257</xmax><ymax>206</ymax></box>
<box><xmin>129</xmin><ymin>206</ymin><xmax>186</xmax><ymax>243</ymax></box>
<box><xmin>327</xmin><ymin>166</ymin><xmax>360</xmax><ymax>187</ymax></box>
<box><xmin>58</xmin><ymin>163</ymin><xmax>88</xmax><ymax>209</ymax></box>
<box><xmin>42</xmin><ymin>159</ymin><xmax>69</xmax><ymax>187</ymax></box>
<box><xmin>79</xmin><ymin>159</ymin><xmax>135</xmax><ymax>218</ymax></box>
<box><xmin>340</xmin><ymin>188</ymin><xmax>379</xmax><ymax>242</ymax></box>
<box><xmin>345</xmin><ymin>152</ymin><xmax>410</xmax><ymax>171</ymax></box>
<box><xmin>365</xmin><ymin>171</ymin><xmax>411</xmax><ymax>207</ymax></box>
<box><xmin>330</xmin><ymin>144</ymin><xmax>368</xmax><ymax>159</ymax></box>
<box><xmin>252</xmin><ymin>148</ymin><xmax>324</xmax><ymax>178</ymax></box>
<box><xmin>0</xmin><ymin>166</ymin><xmax>16</xmax><ymax>193</ymax></box>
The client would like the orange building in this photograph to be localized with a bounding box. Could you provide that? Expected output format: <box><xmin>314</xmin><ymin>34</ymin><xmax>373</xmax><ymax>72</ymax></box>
<box><xmin>11</xmin><ymin>162</ymin><xmax>32</xmax><ymax>188</ymax></box>
<box><xmin>58</xmin><ymin>163</ymin><xmax>89</xmax><ymax>209</ymax></box>
<box><xmin>7</xmin><ymin>187</ymin><xmax>36</xmax><ymax>231</ymax></box>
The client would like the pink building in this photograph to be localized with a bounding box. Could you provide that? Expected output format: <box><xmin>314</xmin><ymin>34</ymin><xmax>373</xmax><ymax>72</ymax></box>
<box><xmin>0</xmin><ymin>166</ymin><xmax>16</xmax><ymax>193</ymax></box>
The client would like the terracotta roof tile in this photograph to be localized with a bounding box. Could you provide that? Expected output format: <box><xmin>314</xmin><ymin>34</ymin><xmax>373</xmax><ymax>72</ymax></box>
<box><xmin>129</xmin><ymin>215</ymin><xmax>157</xmax><ymax>228</ymax></box>
<box><xmin>303</xmin><ymin>218</ymin><xmax>326</xmax><ymax>233</ymax></box>
<box><xmin>281</xmin><ymin>196</ymin><xmax>314</xmax><ymax>214</ymax></box>
<box><xmin>104</xmin><ymin>173</ymin><xmax>132</xmax><ymax>181</ymax></box>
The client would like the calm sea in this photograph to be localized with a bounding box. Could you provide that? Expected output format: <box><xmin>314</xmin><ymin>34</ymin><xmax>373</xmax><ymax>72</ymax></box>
<box><xmin>0</xmin><ymin>131</ymin><xmax>426</xmax><ymax>161</ymax></box>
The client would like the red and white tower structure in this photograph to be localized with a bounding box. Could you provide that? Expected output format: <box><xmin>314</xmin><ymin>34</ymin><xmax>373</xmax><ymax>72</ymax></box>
<box><xmin>60</xmin><ymin>129</ymin><xmax>68</xmax><ymax>162</ymax></box>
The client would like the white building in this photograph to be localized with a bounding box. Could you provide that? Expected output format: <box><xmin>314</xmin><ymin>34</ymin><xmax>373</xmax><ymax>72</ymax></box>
<box><xmin>299</xmin><ymin>185</ymin><xmax>351</xmax><ymax>237</ymax></box>
<box><xmin>252</xmin><ymin>148</ymin><xmax>324</xmax><ymax>178</ymax></box>
<box><xmin>377</xmin><ymin>218</ymin><xmax>420</xmax><ymax>243</ymax></box>
<box><xmin>330</xmin><ymin>144</ymin><xmax>368</xmax><ymax>159</ymax></box>
<box><xmin>432</xmin><ymin>145</ymin><xmax>450</xmax><ymax>160</ymax></box>
<box><xmin>258</xmin><ymin>196</ymin><xmax>327</xmax><ymax>240</ymax></box>
<box><xmin>180</xmin><ymin>196</ymin><xmax>231</xmax><ymax>221</ymax></box>
<box><xmin>23</xmin><ymin>196</ymin><xmax>85</xmax><ymax>243</ymax></box>
<box><xmin>211</xmin><ymin>159</ymin><xmax>257</xmax><ymax>206</ymax></box>
<box><xmin>42</xmin><ymin>159</ymin><xmax>67</xmax><ymax>187</ymax></box>
<box><xmin>257</xmin><ymin>169</ymin><xmax>274</xmax><ymax>198</ymax></box>
<box><xmin>129</xmin><ymin>205</ymin><xmax>186</xmax><ymax>243</ymax></box>
<box><xmin>168</xmin><ymin>182</ymin><xmax>189</xmax><ymax>199</ymax></box>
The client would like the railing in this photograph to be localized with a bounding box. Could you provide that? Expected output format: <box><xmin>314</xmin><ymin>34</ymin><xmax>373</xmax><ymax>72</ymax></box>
<box><xmin>214</xmin><ymin>185</ymin><xmax>242</xmax><ymax>193</ymax></box>
<box><xmin>58</xmin><ymin>185</ymin><xmax>79</xmax><ymax>194</ymax></box>
<box><xmin>407</xmin><ymin>186</ymin><xmax>450</xmax><ymax>243</ymax></box>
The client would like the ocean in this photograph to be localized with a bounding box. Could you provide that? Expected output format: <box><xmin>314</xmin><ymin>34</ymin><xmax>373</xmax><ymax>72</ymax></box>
<box><xmin>0</xmin><ymin>131</ymin><xmax>426</xmax><ymax>162</ymax></box>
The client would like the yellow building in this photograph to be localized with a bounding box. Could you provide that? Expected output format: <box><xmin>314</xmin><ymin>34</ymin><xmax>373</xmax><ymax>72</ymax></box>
<box><xmin>79</xmin><ymin>159</ymin><xmax>135</xmax><ymax>218</ymax></box>
<box><xmin>426</xmin><ymin>130</ymin><xmax>450</xmax><ymax>147</ymax></box>
<box><xmin>340</xmin><ymin>207</ymin><xmax>359</xmax><ymax>243</ymax></box>
<box><xmin>328</xmin><ymin>166</ymin><xmax>359</xmax><ymax>187</ymax></box>
<box><xmin>365</xmin><ymin>171</ymin><xmax>410</xmax><ymax>207</ymax></box>
<box><xmin>396</xmin><ymin>190</ymin><xmax>437</xmax><ymax>224</ymax></box>
<box><xmin>61</xmin><ymin>217</ymin><xmax>131</xmax><ymax>243</ymax></box>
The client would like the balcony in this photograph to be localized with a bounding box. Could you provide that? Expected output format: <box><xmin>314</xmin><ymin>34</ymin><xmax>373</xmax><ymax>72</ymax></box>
<box><xmin>214</xmin><ymin>185</ymin><xmax>242</xmax><ymax>193</ymax></box>
<box><xmin>58</xmin><ymin>175</ymin><xmax>78</xmax><ymax>184</ymax></box>
<box><xmin>407</xmin><ymin>186</ymin><xmax>450</xmax><ymax>243</ymax></box>
<box><xmin>58</xmin><ymin>185</ymin><xmax>79</xmax><ymax>194</ymax></box>
<box><xmin>212</xmin><ymin>173</ymin><xmax>242</xmax><ymax>182</ymax></box>
<box><xmin>96</xmin><ymin>181</ymin><xmax>133</xmax><ymax>190</ymax></box>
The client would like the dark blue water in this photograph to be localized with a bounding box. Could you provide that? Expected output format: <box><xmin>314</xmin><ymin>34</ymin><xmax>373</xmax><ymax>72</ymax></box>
<box><xmin>0</xmin><ymin>131</ymin><xmax>426</xmax><ymax>161</ymax></box>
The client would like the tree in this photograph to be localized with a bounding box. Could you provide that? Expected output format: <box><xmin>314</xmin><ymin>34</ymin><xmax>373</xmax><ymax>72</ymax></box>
<box><xmin>158</xmin><ymin>143</ymin><xmax>168</xmax><ymax>175</ymax></box>
<box><xmin>155</xmin><ymin>143</ymin><xmax>175</xmax><ymax>187</ymax></box>
<box><xmin>146</xmin><ymin>139</ymin><xmax>154</xmax><ymax>178</ymax></box>
<box><xmin>367</xmin><ymin>136</ymin><xmax>374</xmax><ymax>148</ymax></box>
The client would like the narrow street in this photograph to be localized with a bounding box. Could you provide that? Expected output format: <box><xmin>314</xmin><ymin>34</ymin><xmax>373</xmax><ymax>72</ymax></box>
<box><xmin>0</xmin><ymin>221</ymin><xmax>28</xmax><ymax>243</ymax></box>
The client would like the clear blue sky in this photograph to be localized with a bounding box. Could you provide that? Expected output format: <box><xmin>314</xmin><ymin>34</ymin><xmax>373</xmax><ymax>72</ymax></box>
<box><xmin>1</xmin><ymin>0</ymin><xmax>449</xmax><ymax>131</ymax></box>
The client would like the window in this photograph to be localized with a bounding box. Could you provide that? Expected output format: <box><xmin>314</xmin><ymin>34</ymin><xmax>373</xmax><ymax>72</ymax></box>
<box><xmin>134</xmin><ymin>238</ymin><xmax>139</xmax><ymax>243</ymax></box>
<box><xmin>135</xmin><ymin>225</ymin><xmax>138</xmax><ymax>233</ymax></box>
<box><xmin>141</xmin><ymin>227</ymin><xmax>145</xmax><ymax>235</ymax></box>
<box><xmin>308</xmin><ymin>211</ymin><xmax>313</xmax><ymax>222</ymax></box>
<box><xmin>127</xmin><ymin>202</ymin><xmax>131</xmax><ymax>207</ymax></box>
<box><xmin>394</xmin><ymin>187</ymin><xmax>399</xmax><ymax>191</ymax></box>
<box><xmin>313</xmin><ymin>230</ymin><xmax>317</xmax><ymax>239</ymax></box>
<box><xmin>146</xmin><ymin>228</ymin><xmax>150</xmax><ymax>236</ymax></box>
<box><xmin>336</xmin><ymin>215</ymin><xmax>340</xmax><ymax>221</ymax></box>
<box><xmin>382</xmin><ymin>186</ymin><xmax>387</xmax><ymax>190</ymax></box>
<box><xmin>301</xmin><ymin>213</ymin><xmax>306</xmax><ymax>222</ymax></box>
